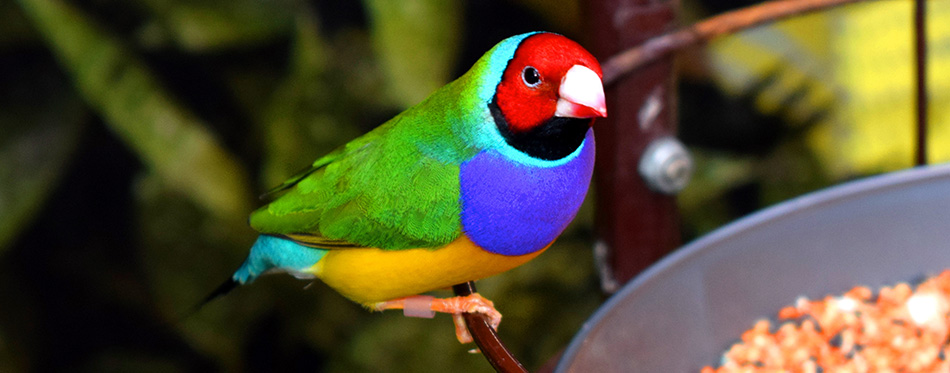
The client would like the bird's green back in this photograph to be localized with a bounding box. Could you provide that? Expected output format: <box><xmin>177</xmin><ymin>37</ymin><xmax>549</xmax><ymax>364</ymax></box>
<box><xmin>248</xmin><ymin>34</ymin><xmax>531</xmax><ymax>250</ymax></box>
<box><xmin>249</xmin><ymin>62</ymin><xmax>492</xmax><ymax>250</ymax></box>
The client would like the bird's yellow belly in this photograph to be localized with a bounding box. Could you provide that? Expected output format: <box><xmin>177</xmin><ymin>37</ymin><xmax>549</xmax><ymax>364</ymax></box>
<box><xmin>312</xmin><ymin>235</ymin><xmax>548</xmax><ymax>305</ymax></box>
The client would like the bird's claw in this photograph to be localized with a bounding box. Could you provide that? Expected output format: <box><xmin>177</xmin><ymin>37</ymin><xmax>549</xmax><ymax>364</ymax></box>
<box><xmin>372</xmin><ymin>293</ymin><xmax>502</xmax><ymax>344</ymax></box>
<box><xmin>447</xmin><ymin>293</ymin><xmax>501</xmax><ymax>344</ymax></box>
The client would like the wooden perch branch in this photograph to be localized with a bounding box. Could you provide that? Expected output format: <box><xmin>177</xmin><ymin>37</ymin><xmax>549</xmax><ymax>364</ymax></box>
<box><xmin>453</xmin><ymin>282</ymin><xmax>527</xmax><ymax>373</ymax></box>
<box><xmin>602</xmin><ymin>0</ymin><xmax>872</xmax><ymax>85</ymax></box>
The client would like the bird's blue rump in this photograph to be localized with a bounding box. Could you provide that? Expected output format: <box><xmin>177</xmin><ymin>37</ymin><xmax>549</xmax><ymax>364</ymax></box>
<box><xmin>233</xmin><ymin>235</ymin><xmax>328</xmax><ymax>284</ymax></box>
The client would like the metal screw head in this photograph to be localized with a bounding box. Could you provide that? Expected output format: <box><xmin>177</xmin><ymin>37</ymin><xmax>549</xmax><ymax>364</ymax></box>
<box><xmin>638</xmin><ymin>137</ymin><xmax>693</xmax><ymax>194</ymax></box>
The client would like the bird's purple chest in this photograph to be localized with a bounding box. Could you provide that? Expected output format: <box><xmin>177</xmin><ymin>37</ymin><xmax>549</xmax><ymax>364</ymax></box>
<box><xmin>459</xmin><ymin>129</ymin><xmax>595</xmax><ymax>256</ymax></box>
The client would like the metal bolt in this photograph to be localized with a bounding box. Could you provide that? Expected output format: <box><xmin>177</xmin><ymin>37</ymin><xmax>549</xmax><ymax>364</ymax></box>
<box><xmin>638</xmin><ymin>137</ymin><xmax>693</xmax><ymax>194</ymax></box>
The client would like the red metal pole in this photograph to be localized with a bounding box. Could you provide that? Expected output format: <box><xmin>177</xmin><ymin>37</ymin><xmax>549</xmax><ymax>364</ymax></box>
<box><xmin>585</xmin><ymin>0</ymin><xmax>682</xmax><ymax>292</ymax></box>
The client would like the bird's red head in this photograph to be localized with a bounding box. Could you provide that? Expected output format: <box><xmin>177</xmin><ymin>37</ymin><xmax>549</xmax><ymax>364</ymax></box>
<box><xmin>493</xmin><ymin>33</ymin><xmax>607</xmax><ymax>134</ymax></box>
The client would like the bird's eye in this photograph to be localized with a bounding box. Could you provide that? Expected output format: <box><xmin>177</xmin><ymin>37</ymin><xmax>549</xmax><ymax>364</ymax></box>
<box><xmin>521</xmin><ymin>66</ymin><xmax>541</xmax><ymax>87</ymax></box>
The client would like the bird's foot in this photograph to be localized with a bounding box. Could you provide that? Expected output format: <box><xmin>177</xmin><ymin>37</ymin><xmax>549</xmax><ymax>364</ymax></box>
<box><xmin>372</xmin><ymin>293</ymin><xmax>502</xmax><ymax>344</ymax></box>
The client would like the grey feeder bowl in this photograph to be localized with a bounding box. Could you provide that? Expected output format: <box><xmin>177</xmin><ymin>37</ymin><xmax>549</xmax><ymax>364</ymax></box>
<box><xmin>556</xmin><ymin>164</ymin><xmax>950</xmax><ymax>372</ymax></box>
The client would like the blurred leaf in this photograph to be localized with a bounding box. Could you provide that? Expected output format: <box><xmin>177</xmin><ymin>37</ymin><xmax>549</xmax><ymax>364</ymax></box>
<box><xmin>331</xmin><ymin>312</ymin><xmax>483</xmax><ymax>372</ymax></box>
<box><xmin>0</xmin><ymin>0</ymin><xmax>36</xmax><ymax>47</ymax></box>
<box><xmin>133</xmin><ymin>172</ymin><xmax>253</xmax><ymax>370</ymax></box>
<box><xmin>135</xmin><ymin>169</ymin><xmax>369</xmax><ymax>369</ymax></box>
<box><xmin>678</xmin><ymin>149</ymin><xmax>755</xmax><ymax>209</ymax></box>
<box><xmin>758</xmin><ymin>138</ymin><xmax>832</xmax><ymax>206</ymax></box>
<box><xmin>678</xmin><ymin>141</ymin><xmax>833</xmax><ymax>238</ymax></box>
<box><xmin>677</xmin><ymin>149</ymin><xmax>756</xmax><ymax>236</ymax></box>
<box><xmin>0</xmin><ymin>261</ymin><xmax>35</xmax><ymax>372</ymax></box>
<box><xmin>364</xmin><ymin>0</ymin><xmax>463</xmax><ymax>108</ymax></box>
<box><xmin>258</xmin><ymin>13</ymin><xmax>364</xmax><ymax>187</ymax></box>
<box><xmin>0</xmin><ymin>60</ymin><xmax>78</xmax><ymax>366</ymax></box>
<box><xmin>0</xmin><ymin>63</ymin><xmax>84</xmax><ymax>252</ymax></box>
<box><xmin>510</xmin><ymin>0</ymin><xmax>582</xmax><ymax>35</ymax></box>
<box><xmin>135</xmin><ymin>0</ymin><xmax>296</xmax><ymax>51</ymax></box>
<box><xmin>18</xmin><ymin>0</ymin><xmax>254</xmax><ymax>221</ymax></box>
<box><xmin>706</xmin><ymin>1</ymin><xmax>950</xmax><ymax>175</ymax></box>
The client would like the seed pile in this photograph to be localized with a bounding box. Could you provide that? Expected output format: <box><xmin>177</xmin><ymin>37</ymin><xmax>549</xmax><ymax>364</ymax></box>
<box><xmin>703</xmin><ymin>270</ymin><xmax>950</xmax><ymax>372</ymax></box>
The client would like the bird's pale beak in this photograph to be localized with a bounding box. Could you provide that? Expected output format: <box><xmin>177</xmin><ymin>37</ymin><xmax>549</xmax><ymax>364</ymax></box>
<box><xmin>555</xmin><ymin>65</ymin><xmax>607</xmax><ymax>119</ymax></box>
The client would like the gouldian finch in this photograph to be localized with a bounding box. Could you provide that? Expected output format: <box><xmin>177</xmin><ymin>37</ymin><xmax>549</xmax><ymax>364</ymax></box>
<box><xmin>212</xmin><ymin>32</ymin><xmax>606</xmax><ymax>343</ymax></box>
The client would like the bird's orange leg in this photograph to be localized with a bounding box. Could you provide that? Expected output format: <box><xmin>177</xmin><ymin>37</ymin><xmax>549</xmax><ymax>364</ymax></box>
<box><xmin>372</xmin><ymin>293</ymin><xmax>501</xmax><ymax>344</ymax></box>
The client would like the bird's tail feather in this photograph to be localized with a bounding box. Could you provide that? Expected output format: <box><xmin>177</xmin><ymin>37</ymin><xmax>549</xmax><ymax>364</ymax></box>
<box><xmin>183</xmin><ymin>234</ymin><xmax>327</xmax><ymax>319</ymax></box>
<box><xmin>200</xmin><ymin>278</ymin><xmax>240</xmax><ymax>307</ymax></box>
<box><xmin>180</xmin><ymin>276</ymin><xmax>240</xmax><ymax>321</ymax></box>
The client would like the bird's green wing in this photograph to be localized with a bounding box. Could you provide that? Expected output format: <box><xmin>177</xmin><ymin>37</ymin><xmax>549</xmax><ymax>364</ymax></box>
<box><xmin>257</xmin><ymin>145</ymin><xmax>348</xmax><ymax>202</ymax></box>
<box><xmin>249</xmin><ymin>96</ymin><xmax>480</xmax><ymax>251</ymax></box>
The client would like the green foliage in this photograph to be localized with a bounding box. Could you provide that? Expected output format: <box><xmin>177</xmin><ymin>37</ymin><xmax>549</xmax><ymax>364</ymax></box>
<box><xmin>365</xmin><ymin>0</ymin><xmax>463</xmax><ymax>108</ymax></box>
<box><xmin>135</xmin><ymin>0</ymin><xmax>297</xmax><ymax>51</ymax></box>
<box><xmin>18</xmin><ymin>0</ymin><xmax>255</xmax><ymax>222</ymax></box>
<box><xmin>0</xmin><ymin>0</ymin><xmax>606</xmax><ymax>371</ymax></box>
<box><xmin>257</xmin><ymin>14</ymin><xmax>366</xmax><ymax>187</ymax></box>
<box><xmin>0</xmin><ymin>0</ymin><xmax>852</xmax><ymax>371</ymax></box>
<box><xmin>0</xmin><ymin>60</ymin><xmax>84</xmax><ymax>252</ymax></box>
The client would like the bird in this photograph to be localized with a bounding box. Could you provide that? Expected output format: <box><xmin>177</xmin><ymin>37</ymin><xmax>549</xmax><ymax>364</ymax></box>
<box><xmin>207</xmin><ymin>31</ymin><xmax>607</xmax><ymax>344</ymax></box>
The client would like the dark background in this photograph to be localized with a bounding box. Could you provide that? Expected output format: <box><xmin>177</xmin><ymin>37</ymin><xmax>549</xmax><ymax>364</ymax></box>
<box><xmin>0</xmin><ymin>0</ymin><xmax>930</xmax><ymax>371</ymax></box>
